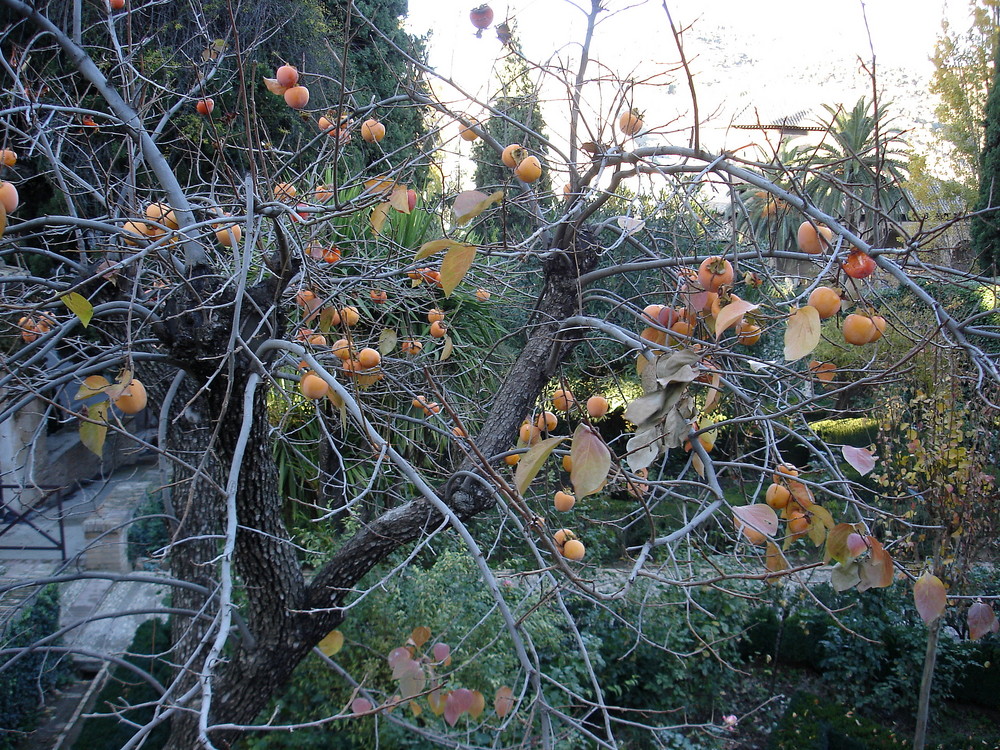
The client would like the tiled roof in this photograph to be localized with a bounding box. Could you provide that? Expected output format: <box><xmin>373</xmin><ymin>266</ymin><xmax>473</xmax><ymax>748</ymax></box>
<box><xmin>732</xmin><ymin>108</ymin><xmax>828</xmax><ymax>132</ymax></box>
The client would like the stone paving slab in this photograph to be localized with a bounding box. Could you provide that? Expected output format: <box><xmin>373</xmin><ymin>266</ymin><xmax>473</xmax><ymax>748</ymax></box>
<box><xmin>59</xmin><ymin>576</ymin><xmax>171</xmax><ymax>673</ymax></box>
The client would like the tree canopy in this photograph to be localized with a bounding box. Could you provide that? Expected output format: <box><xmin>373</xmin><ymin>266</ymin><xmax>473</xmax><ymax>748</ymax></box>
<box><xmin>1</xmin><ymin>2</ymin><xmax>999</xmax><ymax>749</ymax></box>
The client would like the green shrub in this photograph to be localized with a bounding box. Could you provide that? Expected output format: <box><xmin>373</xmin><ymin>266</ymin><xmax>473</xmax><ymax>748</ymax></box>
<box><xmin>127</xmin><ymin>492</ymin><xmax>170</xmax><ymax>565</ymax></box>
<box><xmin>571</xmin><ymin>582</ymin><xmax>752</xmax><ymax>744</ymax></box>
<box><xmin>809</xmin><ymin>418</ymin><xmax>879</xmax><ymax>448</ymax></box>
<box><xmin>947</xmin><ymin>639</ymin><xmax>1000</xmax><ymax>710</ymax></box>
<box><xmin>71</xmin><ymin>619</ymin><xmax>172</xmax><ymax>750</ymax></box>
<box><xmin>766</xmin><ymin>691</ymin><xmax>908</xmax><ymax>749</ymax></box>
<box><xmin>246</xmin><ymin>548</ymin><xmax>598</xmax><ymax>749</ymax></box>
<box><xmin>814</xmin><ymin>585</ymin><xmax>978</xmax><ymax>716</ymax></box>
<box><xmin>741</xmin><ymin>604</ymin><xmax>827</xmax><ymax>668</ymax></box>
<box><xmin>0</xmin><ymin>584</ymin><xmax>70</xmax><ymax>749</ymax></box>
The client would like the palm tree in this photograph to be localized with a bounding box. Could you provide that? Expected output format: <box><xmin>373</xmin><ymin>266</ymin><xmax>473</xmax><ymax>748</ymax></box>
<box><xmin>807</xmin><ymin>97</ymin><xmax>913</xmax><ymax>246</ymax></box>
<box><xmin>738</xmin><ymin>97</ymin><xmax>913</xmax><ymax>256</ymax></box>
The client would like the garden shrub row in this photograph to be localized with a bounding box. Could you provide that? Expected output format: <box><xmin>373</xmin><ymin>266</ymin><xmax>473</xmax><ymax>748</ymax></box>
<box><xmin>0</xmin><ymin>584</ymin><xmax>70</xmax><ymax>750</ymax></box>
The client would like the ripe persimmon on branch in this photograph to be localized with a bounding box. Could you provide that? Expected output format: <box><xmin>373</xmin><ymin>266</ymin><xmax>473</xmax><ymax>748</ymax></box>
<box><xmin>1</xmin><ymin>0</ymin><xmax>999</xmax><ymax>748</ymax></box>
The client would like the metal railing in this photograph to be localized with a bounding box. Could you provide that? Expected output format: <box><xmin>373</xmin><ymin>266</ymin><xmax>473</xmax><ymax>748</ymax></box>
<box><xmin>0</xmin><ymin>484</ymin><xmax>65</xmax><ymax>560</ymax></box>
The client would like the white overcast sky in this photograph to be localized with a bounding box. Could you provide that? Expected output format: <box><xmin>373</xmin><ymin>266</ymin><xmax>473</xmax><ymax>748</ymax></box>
<box><xmin>406</xmin><ymin>0</ymin><xmax>977</xmax><ymax>160</ymax></box>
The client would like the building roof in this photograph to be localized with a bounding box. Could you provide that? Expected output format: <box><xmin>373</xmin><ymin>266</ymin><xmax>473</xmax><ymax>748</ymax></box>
<box><xmin>732</xmin><ymin>108</ymin><xmax>828</xmax><ymax>133</ymax></box>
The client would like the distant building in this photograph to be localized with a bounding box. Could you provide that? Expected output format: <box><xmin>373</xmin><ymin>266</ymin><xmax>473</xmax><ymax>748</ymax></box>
<box><xmin>731</xmin><ymin>109</ymin><xmax>830</xmax><ymax>145</ymax></box>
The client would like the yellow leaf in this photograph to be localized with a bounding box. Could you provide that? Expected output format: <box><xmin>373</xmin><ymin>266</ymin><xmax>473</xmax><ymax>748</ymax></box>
<box><xmin>428</xmin><ymin>688</ymin><xmax>447</xmax><ymax>716</ymax></box>
<box><xmin>454</xmin><ymin>190</ymin><xmax>503</xmax><ymax>225</ymax></box>
<box><xmin>703</xmin><ymin>372</ymin><xmax>722</xmax><ymax>413</ymax></box>
<box><xmin>318</xmin><ymin>630</ymin><xmax>344</xmax><ymax>656</ymax></box>
<box><xmin>370</xmin><ymin>203</ymin><xmax>391</xmax><ymax>235</ymax></box>
<box><xmin>378</xmin><ymin>328</ymin><xmax>397</xmax><ymax>356</ymax></box>
<box><xmin>765</xmin><ymin>541</ymin><xmax>790</xmax><ymax>579</ymax></box>
<box><xmin>570</xmin><ymin>424</ymin><xmax>611</xmax><ymax>497</ymax></box>
<box><xmin>913</xmin><ymin>572</ymin><xmax>947</xmax><ymax>625</ymax></box>
<box><xmin>439</xmin><ymin>334</ymin><xmax>454</xmax><ymax>361</ymax></box>
<box><xmin>858</xmin><ymin>536</ymin><xmax>894</xmax><ymax>591</ymax></box>
<box><xmin>263</xmin><ymin>77</ymin><xmax>288</xmax><ymax>95</ymax></box>
<box><xmin>61</xmin><ymin>292</ymin><xmax>94</xmax><ymax>327</ymax></box>
<box><xmin>75</xmin><ymin>375</ymin><xmax>110</xmax><ymax>400</ymax></box>
<box><xmin>494</xmin><ymin>686</ymin><xmax>514</xmax><ymax>718</ymax></box>
<box><xmin>0</xmin><ymin>203</ymin><xmax>6</xmax><ymax>239</ymax></box>
<box><xmin>733</xmin><ymin>503</ymin><xmax>779</xmax><ymax>537</ymax></box>
<box><xmin>715</xmin><ymin>299</ymin><xmax>759</xmax><ymax>340</ymax></box>
<box><xmin>469</xmin><ymin>690</ymin><xmax>485</xmax><ymax>719</ymax></box>
<box><xmin>104</xmin><ymin>369</ymin><xmax>134</xmax><ymax>400</ymax></box>
<box><xmin>364</xmin><ymin>176</ymin><xmax>395</xmax><ymax>197</ymax></box>
<box><xmin>810</xmin><ymin>503</ymin><xmax>835</xmax><ymax>529</ymax></box>
<box><xmin>390</xmin><ymin>184</ymin><xmax>411</xmax><ymax>214</ymax></box>
<box><xmin>409</xmin><ymin>626</ymin><xmax>431</xmax><ymax>648</ymax></box>
<box><xmin>439</xmin><ymin>244</ymin><xmax>477</xmax><ymax>297</ymax></box>
<box><xmin>783</xmin><ymin>306</ymin><xmax>821</xmax><ymax>361</ymax></box>
<box><xmin>415</xmin><ymin>239</ymin><xmax>468</xmax><ymax>261</ymax></box>
<box><xmin>807</xmin><ymin>514</ymin><xmax>827</xmax><ymax>547</ymax></box>
<box><xmin>80</xmin><ymin>401</ymin><xmax>108</xmax><ymax>457</ymax></box>
<box><xmin>202</xmin><ymin>39</ymin><xmax>226</xmax><ymax>61</ymax></box>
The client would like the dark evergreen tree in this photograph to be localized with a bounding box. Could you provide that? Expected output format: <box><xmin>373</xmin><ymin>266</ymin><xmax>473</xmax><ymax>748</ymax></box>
<box><xmin>322</xmin><ymin>0</ymin><xmax>429</xmax><ymax>182</ymax></box>
<box><xmin>472</xmin><ymin>47</ymin><xmax>552</xmax><ymax>244</ymax></box>
<box><xmin>971</xmin><ymin>37</ymin><xmax>1000</xmax><ymax>270</ymax></box>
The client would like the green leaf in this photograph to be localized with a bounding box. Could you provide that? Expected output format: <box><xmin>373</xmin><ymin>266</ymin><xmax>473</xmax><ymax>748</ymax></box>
<box><xmin>439</xmin><ymin>244</ymin><xmax>477</xmax><ymax>297</ymax></box>
<box><xmin>569</xmin><ymin>424</ymin><xmax>611</xmax><ymax>497</ymax></box>
<box><xmin>80</xmin><ymin>401</ymin><xmax>108</xmax><ymax>457</ymax></box>
<box><xmin>514</xmin><ymin>436</ymin><xmax>566</xmax><ymax>495</ymax></box>
<box><xmin>61</xmin><ymin>292</ymin><xmax>93</xmax><ymax>327</ymax></box>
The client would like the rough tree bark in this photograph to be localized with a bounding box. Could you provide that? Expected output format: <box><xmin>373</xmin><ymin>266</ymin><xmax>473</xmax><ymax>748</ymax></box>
<box><xmin>151</xmin><ymin>229</ymin><xmax>599</xmax><ymax>747</ymax></box>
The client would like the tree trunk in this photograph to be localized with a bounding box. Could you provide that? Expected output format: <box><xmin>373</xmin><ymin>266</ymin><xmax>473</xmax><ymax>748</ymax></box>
<box><xmin>913</xmin><ymin>615</ymin><xmax>941</xmax><ymax>750</ymax></box>
<box><xmin>160</xmin><ymin>231</ymin><xmax>598</xmax><ymax>747</ymax></box>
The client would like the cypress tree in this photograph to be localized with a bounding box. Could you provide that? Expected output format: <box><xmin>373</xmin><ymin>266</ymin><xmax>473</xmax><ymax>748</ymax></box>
<box><xmin>971</xmin><ymin>37</ymin><xmax>1000</xmax><ymax>269</ymax></box>
<box><xmin>472</xmin><ymin>47</ymin><xmax>552</xmax><ymax>244</ymax></box>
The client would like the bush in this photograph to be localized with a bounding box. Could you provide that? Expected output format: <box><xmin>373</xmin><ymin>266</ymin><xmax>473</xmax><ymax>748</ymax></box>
<box><xmin>766</xmin><ymin>691</ymin><xmax>908</xmax><ymax>749</ymax></box>
<box><xmin>573</xmin><ymin>582</ymin><xmax>751</xmax><ymax>742</ymax></box>
<box><xmin>745</xmin><ymin>583</ymin><xmax>995</xmax><ymax>720</ymax></box>
<box><xmin>0</xmin><ymin>584</ymin><xmax>70</xmax><ymax>749</ymax></box>
<box><xmin>809</xmin><ymin>418</ymin><xmax>879</xmax><ymax>448</ymax></box>
<box><xmin>127</xmin><ymin>492</ymin><xmax>170</xmax><ymax>565</ymax></box>
<box><xmin>245</xmin><ymin>548</ymin><xmax>598</xmax><ymax>749</ymax></box>
<box><xmin>741</xmin><ymin>603</ymin><xmax>827</xmax><ymax>668</ymax></box>
<box><xmin>814</xmin><ymin>587</ymin><xmax>982</xmax><ymax>717</ymax></box>
<box><xmin>71</xmin><ymin>619</ymin><xmax>172</xmax><ymax>750</ymax></box>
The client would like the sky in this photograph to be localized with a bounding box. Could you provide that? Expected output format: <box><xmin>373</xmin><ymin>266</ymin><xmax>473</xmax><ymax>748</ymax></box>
<box><xmin>405</xmin><ymin>0</ymin><xmax>978</xmax><ymax>162</ymax></box>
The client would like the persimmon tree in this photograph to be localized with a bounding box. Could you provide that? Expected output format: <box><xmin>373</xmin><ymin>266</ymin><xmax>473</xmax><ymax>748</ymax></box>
<box><xmin>2</xmin><ymin>1</ymin><xmax>1000</xmax><ymax>749</ymax></box>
